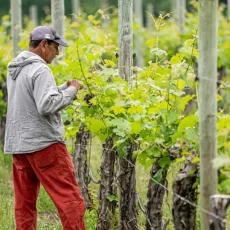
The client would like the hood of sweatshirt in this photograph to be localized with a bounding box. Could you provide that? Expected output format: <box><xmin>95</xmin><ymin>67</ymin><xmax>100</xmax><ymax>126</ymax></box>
<box><xmin>8</xmin><ymin>51</ymin><xmax>46</xmax><ymax>80</ymax></box>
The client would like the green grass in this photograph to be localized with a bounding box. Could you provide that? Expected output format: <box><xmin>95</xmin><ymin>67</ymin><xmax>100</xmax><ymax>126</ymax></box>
<box><xmin>0</xmin><ymin>186</ymin><xmax>15</xmax><ymax>229</ymax></box>
<box><xmin>0</xmin><ymin>153</ymin><xmax>207</xmax><ymax>230</ymax></box>
<box><xmin>0</xmin><ymin>152</ymin><xmax>98</xmax><ymax>230</ymax></box>
<box><xmin>0</xmin><ymin>178</ymin><xmax>98</xmax><ymax>229</ymax></box>
<box><xmin>1</xmin><ymin>143</ymin><xmax>230</xmax><ymax>229</ymax></box>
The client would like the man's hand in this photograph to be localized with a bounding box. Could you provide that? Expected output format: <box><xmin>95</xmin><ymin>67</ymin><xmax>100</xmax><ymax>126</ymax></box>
<box><xmin>67</xmin><ymin>80</ymin><xmax>84</xmax><ymax>90</ymax></box>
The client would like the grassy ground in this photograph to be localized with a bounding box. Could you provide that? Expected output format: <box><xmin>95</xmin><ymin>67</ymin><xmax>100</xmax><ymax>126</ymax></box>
<box><xmin>1</xmin><ymin>142</ymin><xmax>230</xmax><ymax>229</ymax></box>
<box><xmin>0</xmin><ymin>153</ymin><xmax>98</xmax><ymax>230</ymax></box>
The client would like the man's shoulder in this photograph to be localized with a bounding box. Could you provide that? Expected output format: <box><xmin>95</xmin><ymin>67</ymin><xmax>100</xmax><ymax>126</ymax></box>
<box><xmin>37</xmin><ymin>64</ymin><xmax>52</xmax><ymax>75</ymax></box>
<box><xmin>17</xmin><ymin>62</ymin><xmax>50</xmax><ymax>81</ymax></box>
<box><xmin>30</xmin><ymin>63</ymin><xmax>52</xmax><ymax>79</ymax></box>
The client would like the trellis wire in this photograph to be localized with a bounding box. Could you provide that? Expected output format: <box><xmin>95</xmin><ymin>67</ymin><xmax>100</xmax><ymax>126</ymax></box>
<box><xmin>75</xmin><ymin>143</ymin><xmax>227</xmax><ymax>224</ymax></box>
<box><xmin>88</xmin><ymin>167</ymin><xmax>147</xmax><ymax>215</ymax></box>
<box><xmin>86</xmin><ymin>153</ymin><xmax>155</xmax><ymax>229</ymax></box>
<box><xmin>136</xmin><ymin>192</ymin><xmax>147</xmax><ymax>214</ymax></box>
<box><xmin>88</xmin><ymin>168</ymin><xmax>100</xmax><ymax>184</ymax></box>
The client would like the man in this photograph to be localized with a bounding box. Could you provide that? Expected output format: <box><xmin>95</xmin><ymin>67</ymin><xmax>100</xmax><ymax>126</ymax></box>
<box><xmin>4</xmin><ymin>26</ymin><xmax>86</xmax><ymax>230</ymax></box>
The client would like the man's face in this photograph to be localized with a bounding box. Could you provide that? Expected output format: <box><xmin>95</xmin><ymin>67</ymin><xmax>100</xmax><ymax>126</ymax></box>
<box><xmin>40</xmin><ymin>40</ymin><xmax>60</xmax><ymax>64</ymax></box>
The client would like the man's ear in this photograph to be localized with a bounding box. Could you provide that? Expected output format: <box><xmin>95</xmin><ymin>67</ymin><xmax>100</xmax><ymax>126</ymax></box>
<box><xmin>40</xmin><ymin>40</ymin><xmax>47</xmax><ymax>52</ymax></box>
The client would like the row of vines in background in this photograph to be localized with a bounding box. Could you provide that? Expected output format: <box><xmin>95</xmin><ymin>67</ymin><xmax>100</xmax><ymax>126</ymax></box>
<box><xmin>60</xmin><ymin>2</ymin><xmax>230</xmax><ymax>228</ymax></box>
<box><xmin>0</xmin><ymin>15</ymin><xmax>11</xmax><ymax>146</ymax></box>
<box><xmin>0</xmin><ymin>1</ymin><xmax>230</xmax><ymax>229</ymax></box>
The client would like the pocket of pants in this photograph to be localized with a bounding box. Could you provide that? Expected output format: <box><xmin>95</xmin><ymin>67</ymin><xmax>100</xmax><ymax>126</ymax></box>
<box><xmin>13</xmin><ymin>155</ymin><xmax>31</xmax><ymax>171</ymax></box>
<box><xmin>34</xmin><ymin>145</ymin><xmax>57</xmax><ymax>171</ymax></box>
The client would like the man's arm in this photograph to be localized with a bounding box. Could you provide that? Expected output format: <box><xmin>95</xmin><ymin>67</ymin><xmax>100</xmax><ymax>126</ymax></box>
<box><xmin>58</xmin><ymin>82</ymin><xmax>68</xmax><ymax>91</ymax></box>
<box><xmin>33</xmin><ymin>67</ymin><xmax>81</xmax><ymax>115</ymax></box>
<box><xmin>58</xmin><ymin>80</ymin><xmax>82</xmax><ymax>91</ymax></box>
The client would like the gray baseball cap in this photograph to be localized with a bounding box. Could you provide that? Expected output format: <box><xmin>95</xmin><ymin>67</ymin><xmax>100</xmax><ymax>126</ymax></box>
<box><xmin>30</xmin><ymin>26</ymin><xmax>68</xmax><ymax>47</ymax></box>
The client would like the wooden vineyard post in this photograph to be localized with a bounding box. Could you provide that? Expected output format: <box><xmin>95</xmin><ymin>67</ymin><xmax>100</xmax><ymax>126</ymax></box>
<box><xmin>228</xmin><ymin>0</ymin><xmax>230</xmax><ymax>22</ymax></box>
<box><xmin>134</xmin><ymin>0</ymin><xmax>144</xmax><ymax>67</ymax></box>
<box><xmin>11</xmin><ymin>0</ymin><xmax>22</xmax><ymax>57</ymax></box>
<box><xmin>198</xmin><ymin>0</ymin><xmax>218</xmax><ymax>229</ymax></box>
<box><xmin>176</xmin><ymin>0</ymin><xmax>186</xmax><ymax>33</ymax></box>
<box><xmin>118</xmin><ymin>1</ymin><xmax>138</xmax><ymax>229</ymax></box>
<box><xmin>172</xmin><ymin>0</ymin><xmax>176</xmax><ymax>12</ymax></box>
<box><xmin>102</xmin><ymin>0</ymin><xmax>109</xmax><ymax>10</ymax></box>
<box><xmin>102</xmin><ymin>0</ymin><xmax>109</xmax><ymax>27</ymax></box>
<box><xmin>171</xmin><ymin>0</ymin><xmax>177</xmax><ymax>21</ymax></box>
<box><xmin>118</xmin><ymin>0</ymin><xmax>133</xmax><ymax>83</ymax></box>
<box><xmin>209</xmin><ymin>195</ymin><xmax>230</xmax><ymax>230</ymax></box>
<box><xmin>72</xmin><ymin>0</ymin><xmax>80</xmax><ymax>21</ymax></box>
<box><xmin>29</xmin><ymin>5</ymin><xmax>38</xmax><ymax>27</ymax></box>
<box><xmin>134</xmin><ymin>0</ymin><xmax>143</xmax><ymax>26</ymax></box>
<box><xmin>146</xmin><ymin>3</ymin><xmax>154</xmax><ymax>29</ymax></box>
<box><xmin>51</xmin><ymin>0</ymin><xmax>65</xmax><ymax>57</ymax></box>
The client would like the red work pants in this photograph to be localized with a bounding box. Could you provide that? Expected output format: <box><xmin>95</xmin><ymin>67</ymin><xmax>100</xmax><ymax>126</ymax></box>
<box><xmin>12</xmin><ymin>143</ymin><xmax>86</xmax><ymax>230</ymax></box>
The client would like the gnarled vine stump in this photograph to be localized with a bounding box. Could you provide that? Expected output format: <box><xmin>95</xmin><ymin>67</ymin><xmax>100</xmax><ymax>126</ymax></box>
<box><xmin>209</xmin><ymin>194</ymin><xmax>230</xmax><ymax>230</ymax></box>
<box><xmin>73</xmin><ymin>124</ymin><xmax>93</xmax><ymax>209</ymax></box>
<box><xmin>96</xmin><ymin>138</ymin><xmax>117</xmax><ymax>230</ymax></box>
<box><xmin>146</xmin><ymin>162</ymin><xmax>168</xmax><ymax>230</ymax></box>
<box><xmin>172</xmin><ymin>160</ymin><xmax>198</xmax><ymax>230</ymax></box>
<box><xmin>118</xmin><ymin>142</ymin><xmax>138</xmax><ymax>230</ymax></box>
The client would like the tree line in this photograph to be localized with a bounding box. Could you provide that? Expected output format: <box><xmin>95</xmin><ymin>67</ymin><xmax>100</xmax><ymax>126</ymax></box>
<box><xmin>0</xmin><ymin>0</ymin><xmax>228</xmax><ymax>24</ymax></box>
<box><xmin>0</xmin><ymin>0</ymin><xmax>215</xmax><ymax>24</ymax></box>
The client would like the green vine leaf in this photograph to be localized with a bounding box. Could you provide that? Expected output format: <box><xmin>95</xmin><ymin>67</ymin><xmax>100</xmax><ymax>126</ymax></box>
<box><xmin>152</xmin><ymin>168</ymin><xmax>164</xmax><ymax>183</ymax></box>
<box><xmin>178</xmin><ymin>115</ymin><xmax>198</xmax><ymax>132</ymax></box>
<box><xmin>158</xmin><ymin>157</ymin><xmax>171</xmax><ymax>168</ymax></box>
<box><xmin>107</xmin><ymin>194</ymin><xmax>118</xmax><ymax>202</ymax></box>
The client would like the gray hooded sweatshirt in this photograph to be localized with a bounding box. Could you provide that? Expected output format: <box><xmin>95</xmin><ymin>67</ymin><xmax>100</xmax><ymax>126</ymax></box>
<box><xmin>4</xmin><ymin>51</ymin><xmax>77</xmax><ymax>154</ymax></box>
